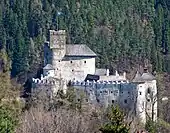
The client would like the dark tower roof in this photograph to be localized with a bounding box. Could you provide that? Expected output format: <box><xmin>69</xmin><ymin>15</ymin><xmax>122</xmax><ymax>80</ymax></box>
<box><xmin>132</xmin><ymin>71</ymin><xmax>144</xmax><ymax>83</ymax></box>
<box><xmin>132</xmin><ymin>70</ymin><xmax>156</xmax><ymax>83</ymax></box>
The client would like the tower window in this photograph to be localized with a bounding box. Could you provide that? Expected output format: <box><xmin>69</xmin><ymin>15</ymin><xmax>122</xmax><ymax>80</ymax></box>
<box><xmin>59</xmin><ymin>60</ymin><xmax>61</xmax><ymax>62</ymax></box>
<box><xmin>70</xmin><ymin>61</ymin><xmax>73</xmax><ymax>63</ymax></box>
<box><xmin>124</xmin><ymin>99</ymin><xmax>127</xmax><ymax>104</ymax></box>
<box><xmin>72</xmin><ymin>69</ymin><xmax>74</xmax><ymax>72</ymax></box>
<box><xmin>139</xmin><ymin>92</ymin><xmax>142</xmax><ymax>95</ymax></box>
<box><xmin>97</xmin><ymin>99</ymin><xmax>100</xmax><ymax>103</ymax></box>
<box><xmin>84</xmin><ymin>61</ymin><xmax>86</xmax><ymax>63</ymax></box>
<box><xmin>112</xmin><ymin>100</ymin><xmax>114</xmax><ymax>104</ymax></box>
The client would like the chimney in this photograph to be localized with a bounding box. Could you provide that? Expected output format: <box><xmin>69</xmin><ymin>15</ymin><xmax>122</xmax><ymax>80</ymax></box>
<box><xmin>123</xmin><ymin>72</ymin><xmax>126</xmax><ymax>79</ymax></box>
<box><xmin>41</xmin><ymin>74</ymin><xmax>44</xmax><ymax>80</ymax></box>
<box><xmin>106</xmin><ymin>69</ymin><xmax>109</xmax><ymax>76</ymax></box>
<box><xmin>115</xmin><ymin>70</ymin><xmax>119</xmax><ymax>76</ymax></box>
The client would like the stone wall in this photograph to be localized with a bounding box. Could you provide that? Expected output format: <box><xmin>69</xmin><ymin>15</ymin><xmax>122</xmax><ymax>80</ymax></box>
<box><xmin>52</xmin><ymin>56</ymin><xmax>95</xmax><ymax>81</ymax></box>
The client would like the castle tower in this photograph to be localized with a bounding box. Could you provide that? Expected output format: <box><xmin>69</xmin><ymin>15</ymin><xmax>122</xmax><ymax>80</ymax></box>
<box><xmin>132</xmin><ymin>69</ymin><xmax>157</xmax><ymax>124</ymax></box>
<box><xmin>49</xmin><ymin>30</ymin><xmax>66</xmax><ymax>78</ymax></box>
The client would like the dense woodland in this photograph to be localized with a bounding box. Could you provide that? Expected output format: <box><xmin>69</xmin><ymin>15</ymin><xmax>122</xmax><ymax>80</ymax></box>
<box><xmin>0</xmin><ymin>0</ymin><xmax>170</xmax><ymax>77</ymax></box>
<box><xmin>0</xmin><ymin>0</ymin><xmax>170</xmax><ymax>132</ymax></box>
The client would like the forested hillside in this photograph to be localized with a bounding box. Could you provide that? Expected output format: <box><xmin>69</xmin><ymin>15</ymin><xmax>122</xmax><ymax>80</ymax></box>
<box><xmin>0</xmin><ymin>0</ymin><xmax>170</xmax><ymax>77</ymax></box>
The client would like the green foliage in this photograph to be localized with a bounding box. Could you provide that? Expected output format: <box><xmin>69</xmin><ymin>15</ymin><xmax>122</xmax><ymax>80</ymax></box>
<box><xmin>100</xmin><ymin>106</ymin><xmax>129</xmax><ymax>133</ymax></box>
<box><xmin>145</xmin><ymin>119</ymin><xmax>157</xmax><ymax>133</ymax></box>
<box><xmin>0</xmin><ymin>0</ymin><xmax>170</xmax><ymax>76</ymax></box>
<box><xmin>0</xmin><ymin>105</ymin><xmax>19</xmax><ymax>133</ymax></box>
<box><xmin>0</xmin><ymin>50</ymin><xmax>22</xmax><ymax>132</ymax></box>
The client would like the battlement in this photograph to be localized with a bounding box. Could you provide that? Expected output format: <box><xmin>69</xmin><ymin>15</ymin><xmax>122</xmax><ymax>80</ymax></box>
<box><xmin>71</xmin><ymin>80</ymin><xmax>129</xmax><ymax>86</ymax></box>
<box><xmin>32</xmin><ymin>78</ymin><xmax>57</xmax><ymax>85</ymax></box>
<box><xmin>49</xmin><ymin>30</ymin><xmax>66</xmax><ymax>35</ymax></box>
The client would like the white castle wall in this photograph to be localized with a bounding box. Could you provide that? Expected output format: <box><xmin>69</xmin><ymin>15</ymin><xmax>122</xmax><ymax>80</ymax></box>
<box><xmin>135</xmin><ymin>80</ymin><xmax>157</xmax><ymax>124</ymax></box>
<box><xmin>71</xmin><ymin>79</ymin><xmax>157</xmax><ymax>124</ymax></box>
<box><xmin>54</xmin><ymin>57</ymin><xmax>95</xmax><ymax>81</ymax></box>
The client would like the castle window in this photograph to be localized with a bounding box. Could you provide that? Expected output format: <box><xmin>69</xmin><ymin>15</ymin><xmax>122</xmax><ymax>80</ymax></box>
<box><xmin>112</xmin><ymin>100</ymin><xmax>114</xmax><ymax>104</ymax></box>
<box><xmin>147</xmin><ymin>99</ymin><xmax>150</xmax><ymax>102</ymax></box>
<box><xmin>147</xmin><ymin>88</ymin><xmax>151</xmax><ymax>94</ymax></box>
<box><xmin>84</xmin><ymin>61</ymin><xmax>86</xmax><ymax>64</ymax></box>
<box><xmin>111</xmin><ymin>91</ymin><xmax>113</xmax><ymax>93</ymax></box>
<box><xmin>97</xmin><ymin>99</ymin><xmax>100</xmax><ymax>103</ymax></box>
<box><xmin>72</xmin><ymin>69</ymin><xmax>74</xmax><ymax>72</ymax></box>
<box><xmin>124</xmin><ymin>99</ymin><xmax>127</xmax><ymax>104</ymax></box>
<box><xmin>70</xmin><ymin>61</ymin><xmax>73</xmax><ymax>63</ymax></box>
<box><xmin>77</xmin><ymin>99</ymin><xmax>80</xmax><ymax>102</ymax></box>
<box><xmin>86</xmin><ymin>99</ymin><xmax>88</xmax><ymax>102</ymax></box>
<box><xmin>100</xmin><ymin>91</ymin><xmax>102</xmax><ymax>93</ymax></box>
<box><xmin>128</xmin><ymin>92</ymin><xmax>130</xmax><ymax>94</ymax></box>
<box><xmin>58</xmin><ymin>60</ymin><xmax>61</xmax><ymax>62</ymax></box>
<box><xmin>139</xmin><ymin>92</ymin><xmax>142</xmax><ymax>95</ymax></box>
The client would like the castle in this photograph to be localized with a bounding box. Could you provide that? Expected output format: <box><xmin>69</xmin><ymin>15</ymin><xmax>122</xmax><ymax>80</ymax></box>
<box><xmin>32</xmin><ymin>30</ymin><xmax>157</xmax><ymax>124</ymax></box>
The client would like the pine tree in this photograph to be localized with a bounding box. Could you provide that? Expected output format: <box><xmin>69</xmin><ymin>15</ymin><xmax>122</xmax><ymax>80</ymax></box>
<box><xmin>100</xmin><ymin>106</ymin><xmax>129</xmax><ymax>133</ymax></box>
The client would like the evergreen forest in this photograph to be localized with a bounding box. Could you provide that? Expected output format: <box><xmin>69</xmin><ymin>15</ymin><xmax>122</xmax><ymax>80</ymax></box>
<box><xmin>0</xmin><ymin>0</ymin><xmax>170</xmax><ymax>77</ymax></box>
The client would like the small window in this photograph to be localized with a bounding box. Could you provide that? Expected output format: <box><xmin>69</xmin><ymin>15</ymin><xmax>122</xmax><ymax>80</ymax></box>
<box><xmin>139</xmin><ymin>92</ymin><xmax>142</xmax><ymax>95</ymax></box>
<box><xmin>70</xmin><ymin>61</ymin><xmax>73</xmax><ymax>63</ymax></box>
<box><xmin>100</xmin><ymin>91</ymin><xmax>102</xmax><ymax>93</ymax></box>
<box><xmin>128</xmin><ymin>92</ymin><xmax>130</xmax><ymax>94</ymax></box>
<box><xmin>97</xmin><ymin>99</ymin><xmax>100</xmax><ymax>103</ymax></box>
<box><xmin>112</xmin><ymin>100</ymin><xmax>114</xmax><ymax>104</ymax></box>
<box><xmin>111</xmin><ymin>91</ymin><xmax>113</xmax><ymax>93</ymax></box>
<box><xmin>147</xmin><ymin>99</ymin><xmax>150</xmax><ymax>102</ymax></box>
<box><xmin>86</xmin><ymin>99</ymin><xmax>88</xmax><ymax>102</ymax></box>
<box><xmin>77</xmin><ymin>99</ymin><xmax>80</xmax><ymax>102</ymax></box>
<box><xmin>84</xmin><ymin>61</ymin><xmax>86</xmax><ymax>63</ymax></box>
<box><xmin>147</xmin><ymin>88</ymin><xmax>151</xmax><ymax>94</ymax></box>
<box><xmin>72</xmin><ymin>69</ymin><xmax>74</xmax><ymax>72</ymax></box>
<box><xmin>58</xmin><ymin>60</ymin><xmax>61</xmax><ymax>62</ymax></box>
<box><xmin>124</xmin><ymin>99</ymin><xmax>127</xmax><ymax>104</ymax></box>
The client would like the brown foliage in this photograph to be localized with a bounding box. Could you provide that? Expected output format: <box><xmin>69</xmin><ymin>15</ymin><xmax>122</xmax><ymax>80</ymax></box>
<box><xmin>16</xmin><ymin>88</ymin><xmax>102</xmax><ymax>133</ymax></box>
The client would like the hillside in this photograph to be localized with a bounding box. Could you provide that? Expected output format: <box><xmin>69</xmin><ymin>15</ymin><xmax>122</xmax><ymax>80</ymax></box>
<box><xmin>0</xmin><ymin>0</ymin><xmax>170</xmax><ymax>132</ymax></box>
<box><xmin>0</xmin><ymin>0</ymin><xmax>169</xmax><ymax>78</ymax></box>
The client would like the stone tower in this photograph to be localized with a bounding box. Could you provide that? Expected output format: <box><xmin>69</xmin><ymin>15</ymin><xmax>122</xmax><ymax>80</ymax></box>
<box><xmin>49</xmin><ymin>30</ymin><xmax>66</xmax><ymax>78</ymax></box>
<box><xmin>133</xmin><ymin>69</ymin><xmax>157</xmax><ymax>124</ymax></box>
